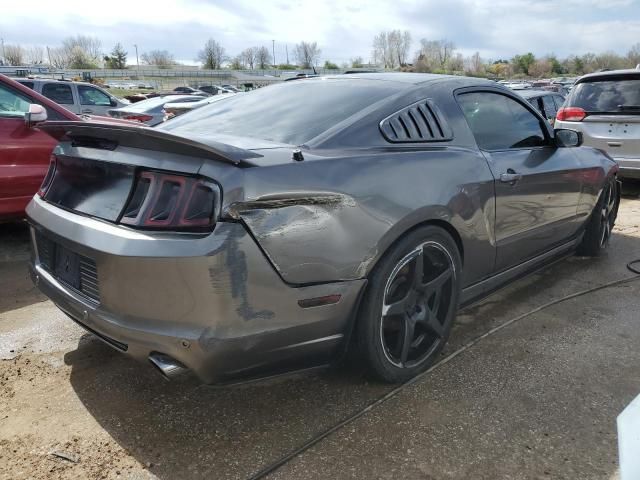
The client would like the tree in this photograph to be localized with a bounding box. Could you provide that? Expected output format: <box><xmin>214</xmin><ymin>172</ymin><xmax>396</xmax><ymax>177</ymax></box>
<box><xmin>4</xmin><ymin>45</ymin><xmax>24</xmax><ymax>65</ymax></box>
<box><xmin>142</xmin><ymin>49</ymin><xmax>175</xmax><ymax>68</ymax></box>
<box><xmin>512</xmin><ymin>52</ymin><xmax>536</xmax><ymax>75</ymax></box>
<box><xmin>229</xmin><ymin>55</ymin><xmax>243</xmax><ymax>70</ymax></box>
<box><xmin>255</xmin><ymin>46</ymin><xmax>270</xmax><ymax>69</ymax></box>
<box><xmin>466</xmin><ymin>51</ymin><xmax>484</xmax><ymax>75</ymax></box>
<box><xmin>324</xmin><ymin>60</ymin><xmax>339</xmax><ymax>69</ymax></box>
<box><xmin>105</xmin><ymin>43</ymin><xmax>127</xmax><ymax>69</ymax></box>
<box><xmin>414</xmin><ymin>39</ymin><xmax>455</xmax><ymax>72</ymax></box>
<box><xmin>61</xmin><ymin>35</ymin><xmax>102</xmax><ymax>68</ymax></box>
<box><xmin>528</xmin><ymin>59</ymin><xmax>552</xmax><ymax>78</ymax></box>
<box><xmin>26</xmin><ymin>46</ymin><xmax>44</xmax><ymax>65</ymax></box>
<box><xmin>628</xmin><ymin>43</ymin><xmax>640</xmax><ymax>68</ymax></box>
<box><xmin>293</xmin><ymin>41</ymin><xmax>321</xmax><ymax>69</ymax></box>
<box><xmin>373</xmin><ymin>30</ymin><xmax>411</xmax><ymax>69</ymax></box>
<box><xmin>350</xmin><ymin>56</ymin><xmax>364</xmax><ymax>68</ymax></box>
<box><xmin>547</xmin><ymin>55</ymin><xmax>563</xmax><ymax>75</ymax></box>
<box><xmin>241</xmin><ymin>47</ymin><xmax>256</xmax><ymax>69</ymax></box>
<box><xmin>197</xmin><ymin>39</ymin><xmax>225</xmax><ymax>69</ymax></box>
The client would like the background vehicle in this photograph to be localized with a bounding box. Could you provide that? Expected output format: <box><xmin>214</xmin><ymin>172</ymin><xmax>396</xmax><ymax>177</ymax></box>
<box><xmin>555</xmin><ymin>69</ymin><xmax>640</xmax><ymax>180</ymax></box>
<box><xmin>198</xmin><ymin>85</ymin><xmax>235</xmax><ymax>95</ymax></box>
<box><xmin>0</xmin><ymin>74</ymin><xmax>135</xmax><ymax>220</ymax></box>
<box><xmin>14</xmin><ymin>78</ymin><xmax>129</xmax><ymax>116</ymax></box>
<box><xmin>162</xmin><ymin>92</ymin><xmax>235</xmax><ymax>119</ymax></box>
<box><xmin>108</xmin><ymin>94</ymin><xmax>206</xmax><ymax>125</ymax></box>
<box><xmin>28</xmin><ymin>74</ymin><xmax>618</xmax><ymax>385</ymax></box>
<box><xmin>517</xmin><ymin>89</ymin><xmax>565</xmax><ymax>125</ymax></box>
<box><xmin>173</xmin><ymin>86</ymin><xmax>208</xmax><ymax>95</ymax></box>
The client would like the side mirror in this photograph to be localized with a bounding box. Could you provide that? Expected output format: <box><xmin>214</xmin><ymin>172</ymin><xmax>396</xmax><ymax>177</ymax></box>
<box><xmin>110</xmin><ymin>98</ymin><xmax>118</xmax><ymax>107</ymax></box>
<box><xmin>24</xmin><ymin>104</ymin><xmax>47</xmax><ymax>128</ymax></box>
<box><xmin>555</xmin><ymin>128</ymin><xmax>582</xmax><ymax>148</ymax></box>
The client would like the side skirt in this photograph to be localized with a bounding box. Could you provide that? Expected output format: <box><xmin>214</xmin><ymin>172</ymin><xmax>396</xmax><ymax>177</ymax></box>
<box><xmin>460</xmin><ymin>236</ymin><xmax>582</xmax><ymax>308</ymax></box>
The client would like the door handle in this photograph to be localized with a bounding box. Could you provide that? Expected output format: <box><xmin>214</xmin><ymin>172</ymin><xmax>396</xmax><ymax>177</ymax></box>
<box><xmin>500</xmin><ymin>170</ymin><xmax>523</xmax><ymax>184</ymax></box>
<box><xmin>82</xmin><ymin>109</ymin><xmax>93</xmax><ymax>114</ymax></box>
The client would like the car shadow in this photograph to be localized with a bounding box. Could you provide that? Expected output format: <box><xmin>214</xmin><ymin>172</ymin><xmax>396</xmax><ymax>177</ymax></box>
<box><xmin>61</xmin><ymin>233</ymin><xmax>638</xmax><ymax>480</ymax></box>
<box><xmin>0</xmin><ymin>221</ymin><xmax>48</xmax><ymax>314</ymax></box>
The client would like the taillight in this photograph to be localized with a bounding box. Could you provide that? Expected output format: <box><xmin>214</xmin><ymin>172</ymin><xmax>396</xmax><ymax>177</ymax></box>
<box><xmin>37</xmin><ymin>154</ymin><xmax>57</xmax><ymax>197</ymax></box>
<box><xmin>122</xmin><ymin>114</ymin><xmax>153</xmax><ymax>123</ymax></box>
<box><xmin>556</xmin><ymin>107</ymin><xmax>587</xmax><ymax>122</ymax></box>
<box><xmin>119</xmin><ymin>171</ymin><xmax>219</xmax><ymax>231</ymax></box>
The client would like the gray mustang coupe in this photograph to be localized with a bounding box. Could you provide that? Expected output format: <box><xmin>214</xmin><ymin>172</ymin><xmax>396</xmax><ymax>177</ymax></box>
<box><xmin>27</xmin><ymin>74</ymin><xmax>619</xmax><ymax>384</ymax></box>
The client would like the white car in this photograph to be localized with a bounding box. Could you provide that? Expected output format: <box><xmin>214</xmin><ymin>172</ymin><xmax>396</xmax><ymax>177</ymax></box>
<box><xmin>162</xmin><ymin>93</ymin><xmax>235</xmax><ymax>120</ymax></box>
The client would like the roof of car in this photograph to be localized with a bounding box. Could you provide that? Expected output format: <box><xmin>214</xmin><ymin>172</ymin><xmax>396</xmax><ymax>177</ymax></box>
<box><xmin>323</xmin><ymin>72</ymin><xmax>495</xmax><ymax>86</ymax></box>
<box><xmin>517</xmin><ymin>89</ymin><xmax>558</xmax><ymax>99</ymax></box>
<box><xmin>578</xmin><ymin>69</ymin><xmax>640</xmax><ymax>82</ymax></box>
<box><xmin>15</xmin><ymin>78</ymin><xmax>98</xmax><ymax>87</ymax></box>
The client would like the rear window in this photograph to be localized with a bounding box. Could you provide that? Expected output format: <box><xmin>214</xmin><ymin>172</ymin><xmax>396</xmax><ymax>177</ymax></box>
<box><xmin>159</xmin><ymin>79</ymin><xmax>408</xmax><ymax>145</ymax></box>
<box><xmin>42</xmin><ymin>83</ymin><xmax>74</xmax><ymax>105</ymax></box>
<box><xmin>569</xmin><ymin>76</ymin><xmax>640</xmax><ymax>113</ymax></box>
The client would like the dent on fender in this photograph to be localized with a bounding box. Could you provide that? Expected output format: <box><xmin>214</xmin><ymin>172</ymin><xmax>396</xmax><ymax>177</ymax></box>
<box><xmin>222</xmin><ymin>191</ymin><xmax>385</xmax><ymax>284</ymax></box>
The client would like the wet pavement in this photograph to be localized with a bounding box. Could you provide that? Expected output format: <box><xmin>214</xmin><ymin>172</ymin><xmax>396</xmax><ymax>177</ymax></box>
<box><xmin>1</xmin><ymin>196</ymin><xmax>639</xmax><ymax>480</ymax></box>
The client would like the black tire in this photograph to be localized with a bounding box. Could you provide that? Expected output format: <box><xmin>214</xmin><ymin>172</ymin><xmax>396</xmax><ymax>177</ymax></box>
<box><xmin>356</xmin><ymin>225</ymin><xmax>462</xmax><ymax>383</ymax></box>
<box><xmin>577</xmin><ymin>176</ymin><xmax>619</xmax><ymax>257</ymax></box>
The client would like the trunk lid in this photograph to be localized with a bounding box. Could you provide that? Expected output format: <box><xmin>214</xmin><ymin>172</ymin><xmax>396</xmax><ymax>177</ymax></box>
<box><xmin>580</xmin><ymin>115</ymin><xmax>640</xmax><ymax>159</ymax></box>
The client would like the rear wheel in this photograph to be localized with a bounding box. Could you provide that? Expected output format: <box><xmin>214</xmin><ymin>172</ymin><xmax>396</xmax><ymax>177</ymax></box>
<box><xmin>577</xmin><ymin>177</ymin><xmax>619</xmax><ymax>256</ymax></box>
<box><xmin>357</xmin><ymin>226</ymin><xmax>462</xmax><ymax>383</ymax></box>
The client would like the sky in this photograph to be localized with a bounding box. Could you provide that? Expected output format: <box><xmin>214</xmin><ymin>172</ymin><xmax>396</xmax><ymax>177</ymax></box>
<box><xmin>1</xmin><ymin>0</ymin><xmax>639</xmax><ymax>65</ymax></box>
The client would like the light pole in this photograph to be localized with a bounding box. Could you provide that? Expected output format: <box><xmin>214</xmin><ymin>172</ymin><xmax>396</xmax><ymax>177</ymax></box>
<box><xmin>272</xmin><ymin>40</ymin><xmax>275</xmax><ymax>68</ymax></box>
<box><xmin>133</xmin><ymin>44</ymin><xmax>140</xmax><ymax>77</ymax></box>
<box><xmin>0</xmin><ymin>37</ymin><xmax>5</xmax><ymax>65</ymax></box>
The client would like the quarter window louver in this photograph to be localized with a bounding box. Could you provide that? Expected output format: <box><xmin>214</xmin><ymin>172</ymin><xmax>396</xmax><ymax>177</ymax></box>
<box><xmin>380</xmin><ymin>99</ymin><xmax>453</xmax><ymax>143</ymax></box>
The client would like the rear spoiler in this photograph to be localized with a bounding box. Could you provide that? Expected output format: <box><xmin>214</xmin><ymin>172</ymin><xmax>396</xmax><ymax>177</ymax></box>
<box><xmin>38</xmin><ymin>121</ymin><xmax>263</xmax><ymax>166</ymax></box>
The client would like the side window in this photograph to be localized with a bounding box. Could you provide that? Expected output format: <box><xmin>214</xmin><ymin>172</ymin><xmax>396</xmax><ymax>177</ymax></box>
<box><xmin>0</xmin><ymin>83</ymin><xmax>31</xmax><ymax>117</ymax></box>
<box><xmin>78</xmin><ymin>85</ymin><xmax>112</xmax><ymax>106</ymax></box>
<box><xmin>553</xmin><ymin>95</ymin><xmax>565</xmax><ymax>110</ymax></box>
<box><xmin>458</xmin><ymin>92</ymin><xmax>547</xmax><ymax>150</ymax></box>
<box><xmin>18</xmin><ymin>81</ymin><xmax>35</xmax><ymax>90</ymax></box>
<box><xmin>542</xmin><ymin>95</ymin><xmax>557</xmax><ymax>119</ymax></box>
<box><xmin>42</xmin><ymin>83</ymin><xmax>74</xmax><ymax>105</ymax></box>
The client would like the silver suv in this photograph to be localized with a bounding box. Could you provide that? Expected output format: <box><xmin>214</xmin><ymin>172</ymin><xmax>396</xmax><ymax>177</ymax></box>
<box><xmin>14</xmin><ymin>78</ymin><xmax>128</xmax><ymax>116</ymax></box>
<box><xmin>555</xmin><ymin>69</ymin><xmax>640</xmax><ymax>179</ymax></box>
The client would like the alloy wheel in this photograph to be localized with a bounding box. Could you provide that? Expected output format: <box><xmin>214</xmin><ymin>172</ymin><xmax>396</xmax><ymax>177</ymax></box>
<box><xmin>600</xmin><ymin>183</ymin><xmax>616</xmax><ymax>248</ymax></box>
<box><xmin>379</xmin><ymin>241</ymin><xmax>455</xmax><ymax>368</ymax></box>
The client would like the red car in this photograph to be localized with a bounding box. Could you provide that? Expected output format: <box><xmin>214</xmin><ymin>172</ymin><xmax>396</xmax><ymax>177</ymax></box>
<box><xmin>0</xmin><ymin>74</ymin><xmax>135</xmax><ymax>220</ymax></box>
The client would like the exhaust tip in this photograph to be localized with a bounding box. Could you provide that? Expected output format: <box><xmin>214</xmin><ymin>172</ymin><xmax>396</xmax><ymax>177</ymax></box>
<box><xmin>148</xmin><ymin>353</ymin><xmax>189</xmax><ymax>380</ymax></box>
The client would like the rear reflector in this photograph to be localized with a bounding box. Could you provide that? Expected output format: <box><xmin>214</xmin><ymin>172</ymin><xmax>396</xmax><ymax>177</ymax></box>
<box><xmin>120</xmin><ymin>170</ymin><xmax>219</xmax><ymax>231</ymax></box>
<box><xmin>557</xmin><ymin>107</ymin><xmax>587</xmax><ymax>122</ymax></box>
<box><xmin>37</xmin><ymin>155</ymin><xmax>57</xmax><ymax>197</ymax></box>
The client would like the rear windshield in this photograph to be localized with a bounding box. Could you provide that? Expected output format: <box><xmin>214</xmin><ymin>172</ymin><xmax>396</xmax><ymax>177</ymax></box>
<box><xmin>569</xmin><ymin>76</ymin><xmax>640</xmax><ymax>113</ymax></box>
<box><xmin>159</xmin><ymin>79</ymin><xmax>408</xmax><ymax>145</ymax></box>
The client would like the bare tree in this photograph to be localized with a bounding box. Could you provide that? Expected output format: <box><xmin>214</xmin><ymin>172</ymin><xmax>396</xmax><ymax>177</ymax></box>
<box><xmin>61</xmin><ymin>35</ymin><xmax>102</xmax><ymax>67</ymax></box>
<box><xmin>466</xmin><ymin>51</ymin><xmax>484</xmax><ymax>75</ymax></box>
<box><xmin>628</xmin><ymin>43</ymin><xmax>640</xmax><ymax>68</ymax></box>
<box><xmin>241</xmin><ymin>47</ymin><xmax>256</xmax><ymax>69</ymax></box>
<box><xmin>142</xmin><ymin>49</ymin><xmax>175</xmax><ymax>68</ymax></box>
<box><xmin>390</xmin><ymin>30</ymin><xmax>412</xmax><ymax>67</ymax></box>
<box><xmin>48</xmin><ymin>47</ymin><xmax>69</xmax><ymax>69</ymax></box>
<box><xmin>197</xmin><ymin>39</ymin><xmax>225</xmax><ymax>69</ymax></box>
<box><xmin>414</xmin><ymin>39</ymin><xmax>456</xmax><ymax>72</ymax></box>
<box><xmin>293</xmin><ymin>41</ymin><xmax>321</xmax><ymax>69</ymax></box>
<box><xmin>528</xmin><ymin>59</ymin><xmax>552</xmax><ymax>78</ymax></box>
<box><xmin>4</xmin><ymin>45</ymin><xmax>24</xmax><ymax>65</ymax></box>
<box><xmin>373</xmin><ymin>32</ymin><xmax>395</xmax><ymax>68</ymax></box>
<box><xmin>26</xmin><ymin>46</ymin><xmax>44</xmax><ymax>64</ymax></box>
<box><xmin>255</xmin><ymin>46</ymin><xmax>270</xmax><ymax>69</ymax></box>
<box><xmin>350</xmin><ymin>56</ymin><xmax>364</xmax><ymax>68</ymax></box>
<box><xmin>229</xmin><ymin>55</ymin><xmax>244</xmax><ymax>70</ymax></box>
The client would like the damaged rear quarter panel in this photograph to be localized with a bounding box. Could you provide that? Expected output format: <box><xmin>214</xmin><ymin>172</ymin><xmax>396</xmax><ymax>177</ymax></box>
<box><xmin>223</xmin><ymin>148</ymin><xmax>496</xmax><ymax>286</ymax></box>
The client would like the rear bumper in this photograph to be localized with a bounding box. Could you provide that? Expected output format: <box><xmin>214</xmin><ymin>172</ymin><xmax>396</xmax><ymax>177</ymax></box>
<box><xmin>26</xmin><ymin>196</ymin><xmax>365</xmax><ymax>384</ymax></box>
<box><xmin>615</xmin><ymin>158</ymin><xmax>640</xmax><ymax>180</ymax></box>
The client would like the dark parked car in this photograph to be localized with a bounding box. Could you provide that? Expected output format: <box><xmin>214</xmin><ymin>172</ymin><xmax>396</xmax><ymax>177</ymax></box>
<box><xmin>517</xmin><ymin>89</ymin><xmax>565</xmax><ymax>125</ymax></box>
<box><xmin>173</xmin><ymin>86</ymin><xmax>207</xmax><ymax>95</ymax></box>
<box><xmin>28</xmin><ymin>74</ymin><xmax>619</xmax><ymax>385</ymax></box>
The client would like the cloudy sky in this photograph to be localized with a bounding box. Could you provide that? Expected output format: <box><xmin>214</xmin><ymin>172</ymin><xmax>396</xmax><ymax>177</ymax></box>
<box><xmin>1</xmin><ymin>0</ymin><xmax>638</xmax><ymax>65</ymax></box>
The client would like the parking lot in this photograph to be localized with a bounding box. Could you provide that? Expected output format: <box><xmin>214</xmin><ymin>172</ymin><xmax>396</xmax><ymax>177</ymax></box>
<box><xmin>0</xmin><ymin>193</ymin><xmax>637</xmax><ymax>480</ymax></box>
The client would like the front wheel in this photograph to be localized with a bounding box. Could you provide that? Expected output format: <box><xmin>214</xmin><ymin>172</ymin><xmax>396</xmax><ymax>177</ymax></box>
<box><xmin>577</xmin><ymin>177</ymin><xmax>620</xmax><ymax>257</ymax></box>
<box><xmin>356</xmin><ymin>226</ymin><xmax>462</xmax><ymax>383</ymax></box>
